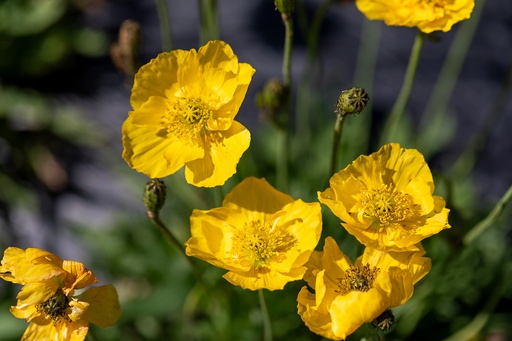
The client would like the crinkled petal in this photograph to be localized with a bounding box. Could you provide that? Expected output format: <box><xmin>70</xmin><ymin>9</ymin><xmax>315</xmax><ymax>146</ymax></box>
<box><xmin>78</xmin><ymin>285</ymin><xmax>121</xmax><ymax>328</ymax></box>
<box><xmin>122</xmin><ymin>117</ymin><xmax>204</xmax><ymax>178</ymax></box>
<box><xmin>185</xmin><ymin>121</ymin><xmax>250</xmax><ymax>187</ymax></box>
<box><xmin>130</xmin><ymin>50</ymin><xmax>189</xmax><ymax>110</ymax></box>
<box><xmin>62</xmin><ymin>261</ymin><xmax>97</xmax><ymax>291</ymax></box>
<box><xmin>0</xmin><ymin>247</ymin><xmax>64</xmax><ymax>284</ymax></box>
<box><xmin>223</xmin><ymin>266</ymin><xmax>306</xmax><ymax>291</ymax></box>
<box><xmin>16</xmin><ymin>281</ymin><xmax>59</xmax><ymax>307</ymax></box>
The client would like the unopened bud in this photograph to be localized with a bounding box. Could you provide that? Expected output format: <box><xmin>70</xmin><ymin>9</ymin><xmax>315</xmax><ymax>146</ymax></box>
<box><xmin>371</xmin><ymin>309</ymin><xmax>395</xmax><ymax>332</ymax></box>
<box><xmin>274</xmin><ymin>0</ymin><xmax>295</xmax><ymax>16</ymax></box>
<box><xmin>110</xmin><ymin>20</ymin><xmax>141</xmax><ymax>76</ymax></box>
<box><xmin>144</xmin><ymin>179</ymin><xmax>166</xmax><ymax>218</ymax></box>
<box><xmin>255</xmin><ymin>79</ymin><xmax>285</xmax><ymax>124</ymax></box>
<box><xmin>335</xmin><ymin>87</ymin><xmax>369</xmax><ymax>116</ymax></box>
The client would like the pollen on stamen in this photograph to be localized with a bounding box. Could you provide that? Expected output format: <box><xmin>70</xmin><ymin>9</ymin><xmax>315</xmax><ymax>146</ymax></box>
<box><xmin>36</xmin><ymin>288</ymin><xmax>71</xmax><ymax>323</ymax></box>
<box><xmin>232</xmin><ymin>220</ymin><xmax>296</xmax><ymax>269</ymax></box>
<box><xmin>361</xmin><ymin>184</ymin><xmax>416</xmax><ymax>228</ymax></box>
<box><xmin>162</xmin><ymin>97</ymin><xmax>214</xmax><ymax>142</ymax></box>
<box><xmin>336</xmin><ymin>263</ymin><xmax>380</xmax><ymax>295</ymax></box>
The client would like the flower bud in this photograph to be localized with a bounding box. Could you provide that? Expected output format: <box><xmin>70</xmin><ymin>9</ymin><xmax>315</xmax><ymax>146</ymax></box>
<box><xmin>144</xmin><ymin>179</ymin><xmax>166</xmax><ymax>218</ymax></box>
<box><xmin>371</xmin><ymin>309</ymin><xmax>395</xmax><ymax>332</ymax></box>
<box><xmin>255</xmin><ymin>79</ymin><xmax>285</xmax><ymax>124</ymax></box>
<box><xmin>335</xmin><ymin>87</ymin><xmax>369</xmax><ymax>116</ymax></box>
<box><xmin>274</xmin><ymin>0</ymin><xmax>295</xmax><ymax>16</ymax></box>
<box><xmin>110</xmin><ymin>20</ymin><xmax>141</xmax><ymax>76</ymax></box>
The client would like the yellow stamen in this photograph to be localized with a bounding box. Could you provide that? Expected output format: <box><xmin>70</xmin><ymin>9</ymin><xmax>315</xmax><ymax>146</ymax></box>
<box><xmin>361</xmin><ymin>184</ymin><xmax>418</xmax><ymax>229</ymax></box>
<box><xmin>161</xmin><ymin>97</ymin><xmax>214</xmax><ymax>143</ymax></box>
<box><xmin>336</xmin><ymin>263</ymin><xmax>379</xmax><ymax>295</ymax></box>
<box><xmin>233</xmin><ymin>219</ymin><xmax>296</xmax><ymax>268</ymax></box>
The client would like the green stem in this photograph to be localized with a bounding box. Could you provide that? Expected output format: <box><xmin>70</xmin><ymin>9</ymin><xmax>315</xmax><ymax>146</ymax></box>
<box><xmin>306</xmin><ymin>0</ymin><xmax>334</xmax><ymax>62</ymax></box>
<box><xmin>328</xmin><ymin>113</ymin><xmax>346</xmax><ymax>181</ymax></box>
<box><xmin>417</xmin><ymin>0</ymin><xmax>485</xmax><ymax>157</ymax></box>
<box><xmin>380</xmin><ymin>31</ymin><xmax>424</xmax><ymax>145</ymax></box>
<box><xmin>148</xmin><ymin>213</ymin><xmax>202</xmax><ymax>279</ymax></box>
<box><xmin>463</xmin><ymin>185</ymin><xmax>512</xmax><ymax>245</ymax></box>
<box><xmin>258</xmin><ymin>289</ymin><xmax>272</xmax><ymax>341</ymax></box>
<box><xmin>155</xmin><ymin>0</ymin><xmax>173</xmax><ymax>51</ymax></box>
<box><xmin>276</xmin><ymin>12</ymin><xmax>294</xmax><ymax>191</ymax></box>
<box><xmin>198</xmin><ymin>0</ymin><xmax>219</xmax><ymax>45</ymax></box>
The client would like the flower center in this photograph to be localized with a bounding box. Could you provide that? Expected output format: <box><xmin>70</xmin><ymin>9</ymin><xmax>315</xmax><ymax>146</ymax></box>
<box><xmin>162</xmin><ymin>97</ymin><xmax>214</xmax><ymax>143</ymax></box>
<box><xmin>361</xmin><ymin>184</ymin><xmax>416</xmax><ymax>229</ymax></box>
<box><xmin>336</xmin><ymin>263</ymin><xmax>380</xmax><ymax>295</ymax></box>
<box><xmin>37</xmin><ymin>288</ymin><xmax>70</xmax><ymax>322</ymax></box>
<box><xmin>233</xmin><ymin>220</ymin><xmax>296</xmax><ymax>268</ymax></box>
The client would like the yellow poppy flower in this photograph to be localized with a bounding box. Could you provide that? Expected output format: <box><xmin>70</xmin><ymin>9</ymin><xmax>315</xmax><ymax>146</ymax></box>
<box><xmin>185</xmin><ymin>177</ymin><xmax>323</xmax><ymax>290</ymax></box>
<box><xmin>297</xmin><ymin>237</ymin><xmax>431</xmax><ymax>340</ymax></box>
<box><xmin>355</xmin><ymin>0</ymin><xmax>475</xmax><ymax>34</ymax></box>
<box><xmin>122</xmin><ymin>40</ymin><xmax>256</xmax><ymax>187</ymax></box>
<box><xmin>318</xmin><ymin>143</ymin><xmax>450</xmax><ymax>252</ymax></box>
<box><xmin>0</xmin><ymin>247</ymin><xmax>121</xmax><ymax>341</ymax></box>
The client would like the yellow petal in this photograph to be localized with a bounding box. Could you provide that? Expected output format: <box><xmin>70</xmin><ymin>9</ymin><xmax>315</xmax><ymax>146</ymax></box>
<box><xmin>130</xmin><ymin>96</ymin><xmax>170</xmax><ymax>126</ymax></box>
<box><xmin>62</xmin><ymin>261</ymin><xmax>98</xmax><ymax>291</ymax></box>
<box><xmin>16</xmin><ymin>281</ymin><xmax>59</xmax><ymax>307</ymax></box>
<box><xmin>0</xmin><ymin>247</ymin><xmax>64</xmax><ymax>284</ymax></box>
<box><xmin>223</xmin><ymin>267</ymin><xmax>306</xmax><ymax>291</ymax></box>
<box><xmin>77</xmin><ymin>285</ymin><xmax>121</xmax><ymax>328</ymax></box>
<box><xmin>130</xmin><ymin>49</ymin><xmax>189</xmax><ymax>110</ymax></box>
<box><xmin>223</xmin><ymin>177</ymin><xmax>294</xmax><ymax>217</ymax></box>
<box><xmin>185</xmin><ymin>121</ymin><xmax>250</xmax><ymax>187</ymax></box>
<box><xmin>122</xmin><ymin>117</ymin><xmax>204</xmax><ymax>178</ymax></box>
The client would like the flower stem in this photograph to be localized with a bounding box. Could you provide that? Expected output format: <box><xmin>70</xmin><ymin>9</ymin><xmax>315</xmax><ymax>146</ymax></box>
<box><xmin>258</xmin><ymin>289</ymin><xmax>273</xmax><ymax>341</ymax></box>
<box><xmin>155</xmin><ymin>0</ymin><xmax>173</xmax><ymax>51</ymax></box>
<box><xmin>148</xmin><ymin>212</ymin><xmax>201</xmax><ymax>276</ymax></box>
<box><xmin>463</xmin><ymin>185</ymin><xmax>512</xmax><ymax>245</ymax></box>
<box><xmin>276</xmin><ymin>12</ymin><xmax>293</xmax><ymax>191</ymax></box>
<box><xmin>198</xmin><ymin>0</ymin><xmax>219</xmax><ymax>45</ymax></box>
<box><xmin>328</xmin><ymin>113</ymin><xmax>346</xmax><ymax>181</ymax></box>
<box><xmin>380</xmin><ymin>31</ymin><xmax>424</xmax><ymax>145</ymax></box>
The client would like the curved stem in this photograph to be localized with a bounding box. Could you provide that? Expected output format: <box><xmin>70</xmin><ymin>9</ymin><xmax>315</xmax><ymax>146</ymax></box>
<box><xmin>463</xmin><ymin>185</ymin><xmax>512</xmax><ymax>245</ymax></box>
<box><xmin>258</xmin><ymin>289</ymin><xmax>273</xmax><ymax>341</ymax></box>
<box><xmin>380</xmin><ymin>31</ymin><xmax>424</xmax><ymax>145</ymax></box>
<box><xmin>276</xmin><ymin>13</ymin><xmax>294</xmax><ymax>191</ymax></box>
<box><xmin>148</xmin><ymin>213</ymin><xmax>202</xmax><ymax>279</ymax></box>
<box><xmin>155</xmin><ymin>0</ymin><xmax>173</xmax><ymax>51</ymax></box>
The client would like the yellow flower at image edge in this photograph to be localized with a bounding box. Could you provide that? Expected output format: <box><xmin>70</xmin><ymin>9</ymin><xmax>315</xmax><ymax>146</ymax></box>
<box><xmin>0</xmin><ymin>247</ymin><xmax>121</xmax><ymax>341</ymax></box>
<box><xmin>122</xmin><ymin>40</ymin><xmax>256</xmax><ymax>187</ymax></box>
<box><xmin>319</xmin><ymin>143</ymin><xmax>450</xmax><ymax>252</ymax></box>
<box><xmin>355</xmin><ymin>0</ymin><xmax>475</xmax><ymax>33</ymax></box>
<box><xmin>185</xmin><ymin>177</ymin><xmax>323</xmax><ymax>290</ymax></box>
<box><xmin>297</xmin><ymin>237</ymin><xmax>431</xmax><ymax>340</ymax></box>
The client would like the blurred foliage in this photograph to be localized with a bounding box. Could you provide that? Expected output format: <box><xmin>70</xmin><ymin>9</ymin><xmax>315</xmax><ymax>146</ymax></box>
<box><xmin>0</xmin><ymin>1</ymin><xmax>511</xmax><ymax>341</ymax></box>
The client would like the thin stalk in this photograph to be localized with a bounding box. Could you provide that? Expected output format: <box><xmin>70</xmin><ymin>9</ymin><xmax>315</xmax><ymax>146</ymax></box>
<box><xmin>258</xmin><ymin>289</ymin><xmax>273</xmax><ymax>341</ymax></box>
<box><xmin>328</xmin><ymin>114</ymin><xmax>346</xmax><ymax>181</ymax></box>
<box><xmin>306</xmin><ymin>0</ymin><xmax>334</xmax><ymax>62</ymax></box>
<box><xmin>417</xmin><ymin>0</ymin><xmax>485</xmax><ymax>157</ymax></box>
<box><xmin>276</xmin><ymin>12</ymin><xmax>294</xmax><ymax>191</ymax></box>
<box><xmin>463</xmin><ymin>185</ymin><xmax>512</xmax><ymax>245</ymax></box>
<box><xmin>198</xmin><ymin>0</ymin><xmax>219</xmax><ymax>45</ymax></box>
<box><xmin>352</xmin><ymin>20</ymin><xmax>382</xmax><ymax>154</ymax></box>
<box><xmin>380</xmin><ymin>32</ymin><xmax>424</xmax><ymax>145</ymax></box>
<box><xmin>155</xmin><ymin>0</ymin><xmax>173</xmax><ymax>51</ymax></box>
<box><xmin>148</xmin><ymin>213</ymin><xmax>203</xmax><ymax>281</ymax></box>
